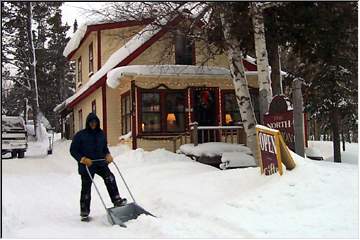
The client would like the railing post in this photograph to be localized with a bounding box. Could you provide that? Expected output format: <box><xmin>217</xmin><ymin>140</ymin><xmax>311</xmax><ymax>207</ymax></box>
<box><xmin>173</xmin><ymin>137</ymin><xmax>177</xmax><ymax>153</ymax></box>
<box><xmin>190</xmin><ymin>122</ymin><xmax>199</xmax><ymax>146</ymax></box>
<box><xmin>237</xmin><ymin>128</ymin><xmax>241</xmax><ymax>144</ymax></box>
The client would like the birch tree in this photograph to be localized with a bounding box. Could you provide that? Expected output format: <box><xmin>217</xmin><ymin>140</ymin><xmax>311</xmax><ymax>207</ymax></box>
<box><xmin>25</xmin><ymin>2</ymin><xmax>41</xmax><ymax>140</ymax></box>
<box><xmin>251</xmin><ymin>2</ymin><xmax>273</xmax><ymax>124</ymax></box>
<box><xmin>220</xmin><ymin>10</ymin><xmax>259</xmax><ymax>163</ymax></box>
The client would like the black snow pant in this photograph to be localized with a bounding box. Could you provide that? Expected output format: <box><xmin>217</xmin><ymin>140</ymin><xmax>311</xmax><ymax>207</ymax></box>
<box><xmin>80</xmin><ymin>165</ymin><xmax>121</xmax><ymax>216</ymax></box>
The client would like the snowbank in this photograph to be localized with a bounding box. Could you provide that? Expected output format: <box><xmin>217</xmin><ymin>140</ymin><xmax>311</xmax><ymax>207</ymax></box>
<box><xmin>2</xmin><ymin>141</ymin><xmax>358</xmax><ymax>238</ymax></box>
<box><xmin>179</xmin><ymin>142</ymin><xmax>252</xmax><ymax>157</ymax></box>
<box><xmin>220</xmin><ymin>152</ymin><xmax>257</xmax><ymax>169</ymax></box>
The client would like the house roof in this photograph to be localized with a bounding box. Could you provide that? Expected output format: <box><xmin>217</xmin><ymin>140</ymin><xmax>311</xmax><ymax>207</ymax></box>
<box><xmin>63</xmin><ymin>19</ymin><xmax>152</xmax><ymax>60</ymax></box>
<box><xmin>107</xmin><ymin>65</ymin><xmax>260</xmax><ymax>89</ymax></box>
<box><xmin>54</xmin><ymin>14</ymin><xmax>260</xmax><ymax>113</ymax></box>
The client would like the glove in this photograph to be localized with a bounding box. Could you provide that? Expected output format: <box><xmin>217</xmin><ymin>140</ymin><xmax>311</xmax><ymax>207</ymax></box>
<box><xmin>105</xmin><ymin>154</ymin><xmax>113</xmax><ymax>164</ymax></box>
<box><xmin>80</xmin><ymin>157</ymin><xmax>93</xmax><ymax>167</ymax></box>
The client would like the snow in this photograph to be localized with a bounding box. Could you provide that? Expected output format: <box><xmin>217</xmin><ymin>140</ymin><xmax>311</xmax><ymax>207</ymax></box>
<box><xmin>55</xmin><ymin>17</ymin><xmax>167</xmax><ymax>112</ymax></box>
<box><xmin>2</xmin><ymin>140</ymin><xmax>358</xmax><ymax>238</ymax></box>
<box><xmin>308</xmin><ymin>140</ymin><xmax>358</xmax><ymax>165</ymax></box>
<box><xmin>107</xmin><ymin>65</ymin><xmax>232</xmax><ymax>88</ymax></box>
<box><xmin>220</xmin><ymin>152</ymin><xmax>256</xmax><ymax>169</ymax></box>
<box><xmin>63</xmin><ymin>19</ymin><xmax>116</xmax><ymax>57</ymax></box>
<box><xmin>119</xmin><ymin>131</ymin><xmax>132</xmax><ymax>141</ymax></box>
<box><xmin>25</xmin><ymin>123</ymin><xmax>48</xmax><ymax>142</ymax></box>
<box><xmin>178</xmin><ymin>142</ymin><xmax>252</xmax><ymax>157</ymax></box>
<box><xmin>1</xmin><ymin>115</ymin><xmax>25</xmax><ymax>131</ymax></box>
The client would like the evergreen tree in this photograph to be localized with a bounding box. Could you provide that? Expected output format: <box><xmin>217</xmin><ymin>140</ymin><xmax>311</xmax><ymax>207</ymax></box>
<box><xmin>1</xmin><ymin>2</ymin><xmax>75</xmax><ymax>132</ymax></box>
<box><xmin>273</xmin><ymin>2</ymin><xmax>358</xmax><ymax>162</ymax></box>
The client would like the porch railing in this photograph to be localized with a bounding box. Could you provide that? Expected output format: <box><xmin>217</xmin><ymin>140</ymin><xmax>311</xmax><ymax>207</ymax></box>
<box><xmin>189</xmin><ymin>122</ymin><xmax>245</xmax><ymax>146</ymax></box>
<box><xmin>137</xmin><ymin>122</ymin><xmax>246</xmax><ymax>153</ymax></box>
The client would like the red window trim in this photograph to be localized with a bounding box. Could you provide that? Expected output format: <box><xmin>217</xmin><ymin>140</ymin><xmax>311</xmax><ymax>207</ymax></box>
<box><xmin>137</xmin><ymin>88</ymin><xmax>187</xmax><ymax>136</ymax></box>
<box><xmin>89</xmin><ymin>42</ymin><xmax>94</xmax><ymax>75</ymax></box>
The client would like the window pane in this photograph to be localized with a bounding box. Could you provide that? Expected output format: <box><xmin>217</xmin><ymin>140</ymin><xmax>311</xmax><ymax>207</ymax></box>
<box><xmin>167</xmin><ymin>113</ymin><xmax>185</xmax><ymax>132</ymax></box>
<box><xmin>126</xmin><ymin>115</ymin><xmax>131</xmax><ymax>133</ymax></box>
<box><xmin>224</xmin><ymin>93</ymin><xmax>238</xmax><ymax>112</ymax></box>
<box><xmin>142</xmin><ymin>93</ymin><xmax>160</xmax><ymax>112</ymax></box>
<box><xmin>165</xmin><ymin>93</ymin><xmax>185</xmax><ymax>132</ymax></box>
<box><xmin>121</xmin><ymin>119</ymin><xmax>125</xmax><ymax>134</ymax></box>
<box><xmin>142</xmin><ymin>113</ymin><xmax>161</xmax><ymax>132</ymax></box>
<box><xmin>126</xmin><ymin>97</ymin><xmax>131</xmax><ymax>114</ymax></box>
<box><xmin>165</xmin><ymin>93</ymin><xmax>185</xmax><ymax>112</ymax></box>
<box><xmin>121</xmin><ymin>98</ymin><xmax>126</xmax><ymax>116</ymax></box>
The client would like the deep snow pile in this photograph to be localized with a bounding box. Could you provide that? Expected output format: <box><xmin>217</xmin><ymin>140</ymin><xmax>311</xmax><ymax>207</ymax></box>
<box><xmin>2</xmin><ymin>140</ymin><xmax>358</xmax><ymax>238</ymax></box>
<box><xmin>179</xmin><ymin>142</ymin><xmax>252</xmax><ymax>157</ymax></box>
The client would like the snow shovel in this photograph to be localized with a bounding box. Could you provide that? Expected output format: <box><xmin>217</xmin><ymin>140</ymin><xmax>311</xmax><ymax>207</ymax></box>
<box><xmin>85</xmin><ymin>159</ymin><xmax>155</xmax><ymax>228</ymax></box>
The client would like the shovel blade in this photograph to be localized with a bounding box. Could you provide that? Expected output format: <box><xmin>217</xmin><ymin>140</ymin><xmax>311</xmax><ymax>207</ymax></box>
<box><xmin>107</xmin><ymin>202</ymin><xmax>155</xmax><ymax>227</ymax></box>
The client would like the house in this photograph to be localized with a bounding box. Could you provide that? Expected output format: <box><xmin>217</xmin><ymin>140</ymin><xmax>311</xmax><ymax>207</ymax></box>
<box><xmin>55</xmin><ymin>13</ymin><xmax>265</xmax><ymax>152</ymax></box>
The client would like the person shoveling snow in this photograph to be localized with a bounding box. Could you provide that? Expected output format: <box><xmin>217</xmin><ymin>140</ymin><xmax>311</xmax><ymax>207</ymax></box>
<box><xmin>70</xmin><ymin>113</ymin><xmax>127</xmax><ymax>222</ymax></box>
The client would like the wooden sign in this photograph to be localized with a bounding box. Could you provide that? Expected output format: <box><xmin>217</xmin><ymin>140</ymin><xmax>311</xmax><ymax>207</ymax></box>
<box><xmin>256</xmin><ymin>125</ymin><xmax>296</xmax><ymax>176</ymax></box>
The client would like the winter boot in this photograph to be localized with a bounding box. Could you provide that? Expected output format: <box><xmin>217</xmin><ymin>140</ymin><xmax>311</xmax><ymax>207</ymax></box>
<box><xmin>114</xmin><ymin>198</ymin><xmax>127</xmax><ymax>207</ymax></box>
<box><xmin>80</xmin><ymin>211</ymin><xmax>90</xmax><ymax>222</ymax></box>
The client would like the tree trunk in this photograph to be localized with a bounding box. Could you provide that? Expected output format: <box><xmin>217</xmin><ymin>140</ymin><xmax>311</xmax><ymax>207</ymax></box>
<box><xmin>267</xmin><ymin>34</ymin><xmax>282</xmax><ymax>95</ymax></box>
<box><xmin>314</xmin><ymin>119</ymin><xmax>320</xmax><ymax>140</ymax></box>
<box><xmin>220</xmin><ymin>12</ymin><xmax>259</xmax><ymax>165</ymax></box>
<box><xmin>26</xmin><ymin>2</ymin><xmax>41</xmax><ymax>140</ymax></box>
<box><xmin>331</xmin><ymin>109</ymin><xmax>341</xmax><ymax>162</ymax></box>
<box><xmin>292</xmin><ymin>78</ymin><xmax>305</xmax><ymax>157</ymax></box>
<box><xmin>251</xmin><ymin>3</ymin><xmax>273</xmax><ymax>124</ymax></box>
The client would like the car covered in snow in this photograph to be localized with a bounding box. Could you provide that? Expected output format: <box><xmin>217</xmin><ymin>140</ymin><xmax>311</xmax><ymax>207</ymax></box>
<box><xmin>1</xmin><ymin>115</ymin><xmax>28</xmax><ymax>158</ymax></box>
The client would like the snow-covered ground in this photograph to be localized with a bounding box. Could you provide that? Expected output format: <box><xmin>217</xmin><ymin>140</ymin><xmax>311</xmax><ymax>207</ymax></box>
<box><xmin>2</xmin><ymin>139</ymin><xmax>358</xmax><ymax>238</ymax></box>
<box><xmin>308</xmin><ymin>140</ymin><xmax>359</xmax><ymax>164</ymax></box>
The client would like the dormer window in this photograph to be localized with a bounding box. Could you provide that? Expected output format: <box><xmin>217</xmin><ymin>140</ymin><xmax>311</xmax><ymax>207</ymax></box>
<box><xmin>77</xmin><ymin>57</ymin><xmax>82</xmax><ymax>84</ymax></box>
<box><xmin>89</xmin><ymin>42</ymin><xmax>94</xmax><ymax>75</ymax></box>
<box><xmin>175</xmin><ymin>31</ymin><xmax>194</xmax><ymax>65</ymax></box>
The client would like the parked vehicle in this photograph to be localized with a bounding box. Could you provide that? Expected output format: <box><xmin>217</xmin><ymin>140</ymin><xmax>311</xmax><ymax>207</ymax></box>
<box><xmin>2</xmin><ymin>115</ymin><xmax>28</xmax><ymax>158</ymax></box>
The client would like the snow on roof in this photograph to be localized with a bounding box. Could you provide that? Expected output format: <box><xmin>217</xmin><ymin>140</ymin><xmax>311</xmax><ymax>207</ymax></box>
<box><xmin>106</xmin><ymin>65</ymin><xmax>233</xmax><ymax>88</ymax></box>
<box><xmin>55</xmin><ymin>18</ymin><xmax>168</xmax><ymax>112</ymax></box>
<box><xmin>63</xmin><ymin>24</ymin><xmax>88</xmax><ymax>57</ymax></box>
<box><xmin>63</xmin><ymin>19</ymin><xmax>127</xmax><ymax>57</ymax></box>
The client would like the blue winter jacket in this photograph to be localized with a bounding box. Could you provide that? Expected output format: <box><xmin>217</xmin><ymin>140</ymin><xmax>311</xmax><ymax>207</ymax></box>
<box><xmin>70</xmin><ymin>112</ymin><xmax>110</xmax><ymax>174</ymax></box>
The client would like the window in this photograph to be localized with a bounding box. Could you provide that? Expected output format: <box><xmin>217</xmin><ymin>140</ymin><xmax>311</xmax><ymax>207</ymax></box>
<box><xmin>141</xmin><ymin>93</ymin><xmax>161</xmax><ymax>132</ymax></box>
<box><xmin>88</xmin><ymin>43</ymin><xmax>93</xmax><ymax>74</ymax></box>
<box><xmin>77</xmin><ymin>57</ymin><xmax>82</xmax><ymax>84</ymax></box>
<box><xmin>175</xmin><ymin>31</ymin><xmax>194</xmax><ymax>65</ymax></box>
<box><xmin>222</xmin><ymin>90</ymin><xmax>260</xmax><ymax>125</ymax></box>
<box><xmin>121</xmin><ymin>93</ymin><xmax>132</xmax><ymax>134</ymax></box>
<box><xmin>223</xmin><ymin>93</ymin><xmax>242</xmax><ymax>125</ymax></box>
<box><xmin>91</xmin><ymin>100</ymin><xmax>96</xmax><ymax>114</ymax></box>
<box><xmin>78</xmin><ymin>109</ymin><xmax>83</xmax><ymax>130</ymax></box>
<box><xmin>165</xmin><ymin>93</ymin><xmax>185</xmax><ymax>132</ymax></box>
<box><xmin>140</xmin><ymin>90</ymin><xmax>186</xmax><ymax>133</ymax></box>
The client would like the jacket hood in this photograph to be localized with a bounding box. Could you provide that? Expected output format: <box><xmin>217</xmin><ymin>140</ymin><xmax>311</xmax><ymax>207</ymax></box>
<box><xmin>85</xmin><ymin>112</ymin><xmax>100</xmax><ymax>130</ymax></box>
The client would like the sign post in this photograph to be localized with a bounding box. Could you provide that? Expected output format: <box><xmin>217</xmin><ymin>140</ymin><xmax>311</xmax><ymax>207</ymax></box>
<box><xmin>256</xmin><ymin>125</ymin><xmax>296</xmax><ymax>176</ymax></box>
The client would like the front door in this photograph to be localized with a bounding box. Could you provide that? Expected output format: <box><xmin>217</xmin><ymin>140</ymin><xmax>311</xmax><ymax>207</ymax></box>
<box><xmin>191</xmin><ymin>87</ymin><xmax>219</xmax><ymax>143</ymax></box>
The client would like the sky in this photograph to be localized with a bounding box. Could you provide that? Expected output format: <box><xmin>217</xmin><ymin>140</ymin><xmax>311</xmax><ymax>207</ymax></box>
<box><xmin>60</xmin><ymin>2</ymin><xmax>107</xmax><ymax>35</ymax></box>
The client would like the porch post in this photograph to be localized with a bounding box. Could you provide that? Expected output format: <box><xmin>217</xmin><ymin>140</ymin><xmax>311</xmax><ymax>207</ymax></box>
<box><xmin>131</xmin><ymin>80</ymin><xmax>137</xmax><ymax>150</ymax></box>
<box><xmin>190</xmin><ymin>122</ymin><xmax>198</xmax><ymax>146</ymax></box>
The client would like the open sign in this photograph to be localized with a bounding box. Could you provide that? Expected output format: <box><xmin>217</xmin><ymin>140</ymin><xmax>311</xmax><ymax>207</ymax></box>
<box><xmin>256</xmin><ymin>125</ymin><xmax>296</xmax><ymax>176</ymax></box>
